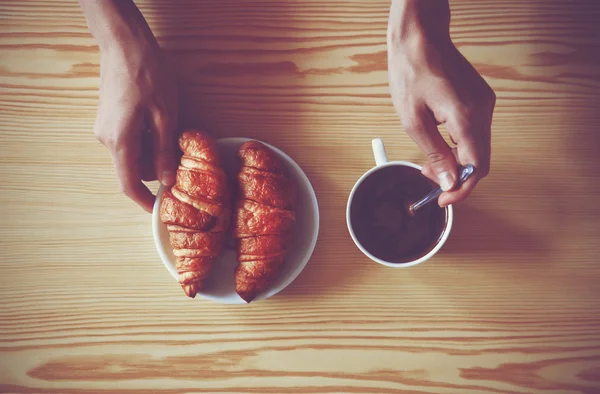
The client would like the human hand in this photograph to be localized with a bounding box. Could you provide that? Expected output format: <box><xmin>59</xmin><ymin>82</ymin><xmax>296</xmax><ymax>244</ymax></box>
<box><xmin>94</xmin><ymin>35</ymin><xmax>178</xmax><ymax>213</ymax></box>
<box><xmin>387</xmin><ymin>0</ymin><xmax>495</xmax><ymax>206</ymax></box>
<box><xmin>80</xmin><ymin>0</ymin><xmax>179</xmax><ymax>212</ymax></box>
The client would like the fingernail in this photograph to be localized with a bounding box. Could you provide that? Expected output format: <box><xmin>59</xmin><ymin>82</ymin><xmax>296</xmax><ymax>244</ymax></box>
<box><xmin>438</xmin><ymin>171</ymin><xmax>454</xmax><ymax>191</ymax></box>
<box><xmin>161</xmin><ymin>171</ymin><xmax>175</xmax><ymax>186</ymax></box>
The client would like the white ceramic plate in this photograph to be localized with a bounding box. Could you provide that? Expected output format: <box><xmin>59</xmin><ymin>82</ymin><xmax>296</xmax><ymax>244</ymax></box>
<box><xmin>152</xmin><ymin>137</ymin><xmax>319</xmax><ymax>304</ymax></box>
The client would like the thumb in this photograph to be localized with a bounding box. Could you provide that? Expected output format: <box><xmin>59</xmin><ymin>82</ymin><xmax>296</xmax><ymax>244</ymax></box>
<box><xmin>152</xmin><ymin>111</ymin><xmax>178</xmax><ymax>186</ymax></box>
<box><xmin>425</xmin><ymin>148</ymin><xmax>459</xmax><ymax>192</ymax></box>
<box><xmin>404</xmin><ymin>109</ymin><xmax>458</xmax><ymax>191</ymax></box>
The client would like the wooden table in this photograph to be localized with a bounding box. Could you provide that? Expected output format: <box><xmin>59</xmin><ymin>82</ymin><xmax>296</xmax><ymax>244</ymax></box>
<box><xmin>2</xmin><ymin>1</ymin><xmax>600</xmax><ymax>393</ymax></box>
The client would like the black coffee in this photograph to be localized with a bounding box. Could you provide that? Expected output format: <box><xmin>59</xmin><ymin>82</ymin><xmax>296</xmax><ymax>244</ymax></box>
<box><xmin>350</xmin><ymin>165</ymin><xmax>447</xmax><ymax>263</ymax></box>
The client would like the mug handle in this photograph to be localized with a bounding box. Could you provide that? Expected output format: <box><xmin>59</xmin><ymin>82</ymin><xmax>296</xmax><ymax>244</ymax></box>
<box><xmin>372</xmin><ymin>138</ymin><xmax>388</xmax><ymax>166</ymax></box>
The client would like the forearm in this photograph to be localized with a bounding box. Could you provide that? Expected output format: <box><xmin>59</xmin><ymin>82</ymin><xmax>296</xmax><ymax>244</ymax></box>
<box><xmin>388</xmin><ymin>0</ymin><xmax>450</xmax><ymax>47</ymax></box>
<box><xmin>79</xmin><ymin>0</ymin><xmax>156</xmax><ymax>52</ymax></box>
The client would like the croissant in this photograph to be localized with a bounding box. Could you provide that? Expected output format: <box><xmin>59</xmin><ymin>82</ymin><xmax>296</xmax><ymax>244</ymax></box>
<box><xmin>233</xmin><ymin>141</ymin><xmax>297</xmax><ymax>303</ymax></box>
<box><xmin>159</xmin><ymin>130</ymin><xmax>230</xmax><ymax>298</ymax></box>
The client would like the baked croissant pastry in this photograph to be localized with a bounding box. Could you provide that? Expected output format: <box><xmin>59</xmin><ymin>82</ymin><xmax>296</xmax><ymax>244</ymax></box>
<box><xmin>233</xmin><ymin>141</ymin><xmax>297</xmax><ymax>303</ymax></box>
<box><xmin>159</xmin><ymin>130</ymin><xmax>230</xmax><ymax>298</ymax></box>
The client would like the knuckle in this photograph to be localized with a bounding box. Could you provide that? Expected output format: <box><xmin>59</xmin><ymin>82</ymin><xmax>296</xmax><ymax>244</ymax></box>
<box><xmin>92</xmin><ymin>122</ymin><xmax>108</xmax><ymax>144</ymax></box>
<box><xmin>154</xmin><ymin>110</ymin><xmax>167</xmax><ymax>127</ymax></box>
<box><xmin>482</xmin><ymin>85</ymin><xmax>497</xmax><ymax>109</ymax></box>
<box><xmin>104</xmin><ymin>135</ymin><xmax>119</xmax><ymax>150</ymax></box>
<box><xmin>479</xmin><ymin>164</ymin><xmax>490</xmax><ymax>178</ymax></box>
<box><xmin>94</xmin><ymin>133</ymin><xmax>106</xmax><ymax>146</ymax></box>
<box><xmin>119</xmin><ymin>181</ymin><xmax>134</xmax><ymax>198</ymax></box>
<box><xmin>489</xmin><ymin>90</ymin><xmax>497</xmax><ymax>108</ymax></box>
<box><xmin>153</xmin><ymin>108</ymin><xmax>176</xmax><ymax>132</ymax></box>
<box><xmin>427</xmin><ymin>151</ymin><xmax>449</xmax><ymax>165</ymax></box>
<box><xmin>93</xmin><ymin>123</ymin><xmax>120</xmax><ymax>151</ymax></box>
<box><xmin>452</xmin><ymin>104</ymin><xmax>474</xmax><ymax>121</ymax></box>
<box><xmin>92</xmin><ymin>126</ymin><xmax>102</xmax><ymax>140</ymax></box>
<box><xmin>473</xmin><ymin>157</ymin><xmax>490</xmax><ymax>178</ymax></box>
<box><xmin>401</xmin><ymin>113</ymin><xmax>423</xmax><ymax>136</ymax></box>
<box><xmin>107</xmin><ymin>136</ymin><xmax>126</xmax><ymax>155</ymax></box>
<box><xmin>156</xmin><ymin>151</ymin><xmax>175</xmax><ymax>167</ymax></box>
<box><xmin>454</xmin><ymin>117</ymin><xmax>471</xmax><ymax>137</ymax></box>
<box><xmin>155</xmin><ymin>134</ymin><xmax>177</xmax><ymax>156</ymax></box>
<box><xmin>95</xmin><ymin>133</ymin><xmax>117</xmax><ymax>151</ymax></box>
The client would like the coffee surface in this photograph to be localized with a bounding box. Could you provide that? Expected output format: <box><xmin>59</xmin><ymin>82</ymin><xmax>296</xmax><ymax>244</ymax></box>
<box><xmin>350</xmin><ymin>165</ymin><xmax>447</xmax><ymax>263</ymax></box>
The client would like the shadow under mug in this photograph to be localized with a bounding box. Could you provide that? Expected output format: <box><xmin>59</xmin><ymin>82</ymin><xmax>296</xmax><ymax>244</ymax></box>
<box><xmin>346</xmin><ymin>138</ymin><xmax>454</xmax><ymax>268</ymax></box>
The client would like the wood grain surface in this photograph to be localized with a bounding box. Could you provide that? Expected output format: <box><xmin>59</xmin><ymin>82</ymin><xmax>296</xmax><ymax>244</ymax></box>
<box><xmin>2</xmin><ymin>0</ymin><xmax>600</xmax><ymax>393</ymax></box>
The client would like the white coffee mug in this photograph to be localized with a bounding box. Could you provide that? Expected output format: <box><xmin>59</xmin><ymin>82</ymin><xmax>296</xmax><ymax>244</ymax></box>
<box><xmin>346</xmin><ymin>138</ymin><xmax>454</xmax><ymax>268</ymax></box>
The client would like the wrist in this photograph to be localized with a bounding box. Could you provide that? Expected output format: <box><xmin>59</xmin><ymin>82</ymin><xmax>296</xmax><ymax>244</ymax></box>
<box><xmin>388</xmin><ymin>0</ymin><xmax>450</xmax><ymax>51</ymax></box>
<box><xmin>80</xmin><ymin>0</ymin><xmax>158</xmax><ymax>55</ymax></box>
<box><xmin>99</xmin><ymin>26</ymin><xmax>156</xmax><ymax>62</ymax></box>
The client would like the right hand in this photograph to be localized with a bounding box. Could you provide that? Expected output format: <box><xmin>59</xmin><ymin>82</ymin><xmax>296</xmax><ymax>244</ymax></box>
<box><xmin>94</xmin><ymin>36</ymin><xmax>178</xmax><ymax>213</ymax></box>
<box><xmin>387</xmin><ymin>0</ymin><xmax>495</xmax><ymax>207</ymax></box>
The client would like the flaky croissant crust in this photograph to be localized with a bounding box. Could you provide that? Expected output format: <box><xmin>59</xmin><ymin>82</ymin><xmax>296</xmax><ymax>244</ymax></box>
<box><xmin>159</xmin><ymin>130</ymin><xmax>230</xmax><ymax>298</ymax></box>
<box><xmin>234</xmin><ymin>141</ymin><xmax>297</xmax><ymax>303</ymax></box>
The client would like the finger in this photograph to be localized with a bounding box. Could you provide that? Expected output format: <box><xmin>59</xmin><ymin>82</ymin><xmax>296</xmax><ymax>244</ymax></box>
<box><xmin>421</xmin><ymin>147</ymin><xmax>458</xmax><ymax>183</ymax></box>
<box><xmin>140</xmin><ymin>130</ymin><xmax>156</xmax><ymax>182</ymax></box>
<box><xmin>403</xmin><ymin>107</ymin><xmax>459</xmax><ymax>192</ymax></box>
<box><xmin>106</xmin><ymin>111</ymin><xmax>155</xmax><ymax>213</ymax></box>
<box><xmin>438</xmin><ymin>121</ymin><xmax>490</xmax><ymax>207</ymax></box>
<box><xmin>151</xmin><ymin>108</ymin><xmax>178</xmax><ymax>186</ymax></box>
<box><xmin>438</xmin><ymin>176</ymin><xmax>478</xmax><ymax>207</ymax></box>
<box><xmin>113</xmin><ymin>144</ymin><xmax>155</xmax><ymax>213</ymax></box>
<box><xmin>140</xmin><ymin>157</ymin><xmax>156</xmax><ymax>182</ymax></box>
<box><xmin>94</xmin><ymin>100</ymin><xmax>156</xmax><ymax>212</ymax></box>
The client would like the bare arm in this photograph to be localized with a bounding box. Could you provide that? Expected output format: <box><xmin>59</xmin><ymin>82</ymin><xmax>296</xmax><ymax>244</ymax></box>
<box><xmin>79</xmin><ymin>1</ymin><xmax>150</xmax><ymax>48</ymax></box>
<box><xmin>80</xmin><ymin>0</ymin><xmax>179</xmax><ymax>212</ymax></box>
<box><xmin>388</xmin><ymin>0</ymin><xmax>495</xmax><ymax>206</ymax></box>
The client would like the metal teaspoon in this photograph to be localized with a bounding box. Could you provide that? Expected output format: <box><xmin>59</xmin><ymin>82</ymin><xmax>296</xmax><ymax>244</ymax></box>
<box><xmin>409</xmin><ymin>164</ymin><xmax>475</xmax><ymax>214</ymax></box>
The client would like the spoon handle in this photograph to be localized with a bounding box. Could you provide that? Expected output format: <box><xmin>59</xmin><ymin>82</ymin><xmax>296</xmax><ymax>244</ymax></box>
<box><xmin>409</xmin><ymin>164</ymin><xmax>475</xmax><ymax>213</ymax></box>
